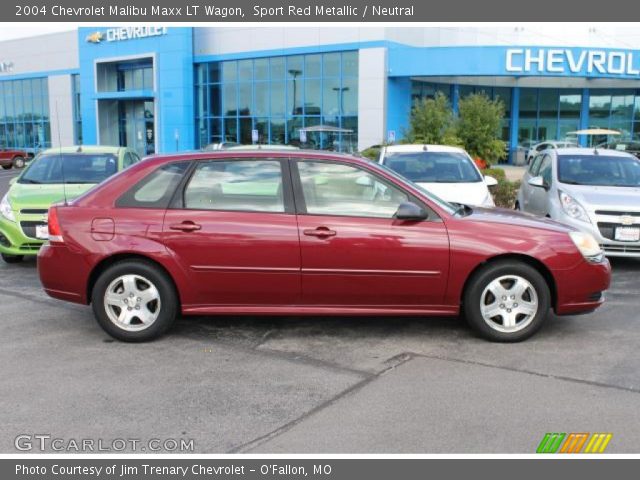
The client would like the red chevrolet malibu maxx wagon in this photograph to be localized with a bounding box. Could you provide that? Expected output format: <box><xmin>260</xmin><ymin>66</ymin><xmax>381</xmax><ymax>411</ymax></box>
<box><xmin>38</xmin><ymin>150</ymin><xmax>611</xmax><ymax>342</ymax></box>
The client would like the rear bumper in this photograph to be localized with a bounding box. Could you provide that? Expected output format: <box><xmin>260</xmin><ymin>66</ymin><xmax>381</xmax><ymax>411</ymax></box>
<box><xmin>38</xmin><ymin>243</ymin><xmax>90</xmax><ymax>305</ymax></box>
<box><xmin>554</xmin><ymin>257</ymin><xmax>611</xmax><ymax>315</ymax></box>
<box><xmin>0</xmin><ymin>217</ymin><xmax>43</xmax><ymax>256</ymax></box>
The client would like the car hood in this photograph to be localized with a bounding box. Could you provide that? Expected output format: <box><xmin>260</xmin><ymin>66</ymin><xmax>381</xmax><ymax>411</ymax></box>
<box><xmin>8</xmin><ymin>183</ymin><xmax>96</xmax><ymax>210</ymax></box>
<box><xmin>416</xmin><ymin>181</ymin><xmax>491</xmax><ymax>206</ymax></box>
<box><xmin>560</xmin><ymin>184</ymin><xmax>640</xmax><ymax>211</ymax></box>
<box><xmin>464</xmin><ymin>206</ymin><xmax>574</xmax><ymax>233</ymax></box>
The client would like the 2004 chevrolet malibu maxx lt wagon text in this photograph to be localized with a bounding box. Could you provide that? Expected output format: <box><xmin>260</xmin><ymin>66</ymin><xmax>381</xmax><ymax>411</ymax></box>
<box><xmin>37</xmin><ymin>150</ymin><xmax>611</xmax><ymax>342</ymax></box>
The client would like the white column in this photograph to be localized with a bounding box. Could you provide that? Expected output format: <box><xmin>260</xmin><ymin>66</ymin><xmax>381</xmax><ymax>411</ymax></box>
<box><xmin>357</xmin><ymin>47</ymin><xmax>387</xmax><ymax>151</ymax></box>
<box><xmin>47</xmin><ymin>75</ymin><xmax>75</xmax><ymax>147</ymax></box>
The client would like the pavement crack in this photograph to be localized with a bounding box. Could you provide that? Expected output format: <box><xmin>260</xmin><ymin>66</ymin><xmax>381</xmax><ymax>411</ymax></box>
<box><xmin>410</xmin><ymin>352</ymin><xmax>640</xmax><ymax>394</ymax></box>
<box><xmin>228</xmin><ymin>352</ymin><xmax>415</xmax><ymax>453</ymax></box>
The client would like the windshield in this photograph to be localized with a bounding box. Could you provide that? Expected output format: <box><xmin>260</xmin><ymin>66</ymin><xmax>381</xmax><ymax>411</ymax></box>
<box><xmin>374</xmin><ymin>161</ymin><xmax>458</xmax><ymax>215</ymax></box>
<box><xmin>19</xmin><ymin>153</ymin><xmax>118</xmax><ymax>185</ymax></box>
<box><xmin>558</xmin><ymin>154</ymin><xmax>640</xmax><ymax>187</ymax></box>
<box><xmin>382</xmin><ymin>151</ymin><xmax>482</xmax><ymax>183</ymax></box>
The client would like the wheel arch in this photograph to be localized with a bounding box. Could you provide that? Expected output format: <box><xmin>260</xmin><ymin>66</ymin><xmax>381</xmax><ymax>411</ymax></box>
<box><xmin>87</xmin><ymin>253</ymin><xmax>182</xmax><ymax>308</ymax></box>
<box><xmin>461</xmin><ymin>253</ymin><xmax>557</xmax><ymax>311</ymax></box>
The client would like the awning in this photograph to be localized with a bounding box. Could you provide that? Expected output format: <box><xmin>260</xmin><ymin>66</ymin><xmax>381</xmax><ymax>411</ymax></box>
<box><xmin>568</xmin><ymin>128</ymin><xmax>622</xmax><ymax>135</ymax></box>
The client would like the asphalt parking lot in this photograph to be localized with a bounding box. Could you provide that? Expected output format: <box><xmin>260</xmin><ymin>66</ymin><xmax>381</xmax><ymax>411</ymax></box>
<box><xmin>1</xmin><ymin>167</ymin><xmax>640</xmax><ymax>453</ymax></box>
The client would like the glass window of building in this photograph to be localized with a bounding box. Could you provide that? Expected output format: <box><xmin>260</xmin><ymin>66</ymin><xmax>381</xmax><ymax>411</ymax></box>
<box><xmin>0</xmin><ymin>77</ymin><xmax>51</xmax><ymax>152</ymax></box>
<box><xmin>195</xmin><ymin>51</ymin><xmax>358</xmax><ymax>152</ymax></box>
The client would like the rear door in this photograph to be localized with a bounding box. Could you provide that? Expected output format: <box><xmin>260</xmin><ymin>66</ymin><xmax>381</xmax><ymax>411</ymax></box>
<box><xmin>292</xmin><ymin>159</ymin><xmax>450</xmax><ymax>308</ymax></box>
<box><xmin>162</xmin><ymin>158</ymin><xmax>301</xmax><ymax>306</ymax></box>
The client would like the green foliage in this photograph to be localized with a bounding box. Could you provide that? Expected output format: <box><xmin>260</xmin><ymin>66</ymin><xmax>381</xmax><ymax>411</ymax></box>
<box><xmin>492</xmin><ymin>179</ymin><xmax>521</xmax><ymax>209</ymax></box>
<box><xmin>360</xmin><ymin>146</ymin><xmax>381</xmax><ymax>161</ymax></box>
<box><xmin>456</xmin><ymin>94</ymin><xmax>507</xmax><ymax>166</ymax></box>
<box><xmin>406</xmin><ymin>93</ymin><xmax>462</xmax><ymax>145</ymax></box>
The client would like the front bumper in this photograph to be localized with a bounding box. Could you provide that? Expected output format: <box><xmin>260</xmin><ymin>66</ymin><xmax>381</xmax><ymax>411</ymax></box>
<box><xmin>554</xmin><ymin>256</ymin><xmax>611</xmax><ymax>316</ymax></box>
<box><xmin>0</xmin><ymin>216</ymin><xmax>45</xmax><ymax>256</ymax></box>
<box><xmin>552</xmin><ymin>210</ymin><xmax>640</xmax><ymax>258</ymax></box>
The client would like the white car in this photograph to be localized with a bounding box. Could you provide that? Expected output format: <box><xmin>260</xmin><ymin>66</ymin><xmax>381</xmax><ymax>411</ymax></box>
<box><xmin>526</xmin><ymin>141</ymin><xmax>577</xmax><ymax>164</ymax></box>
<box><xmin>378</xmin><ymin>144</ymin><xmax>497</xmax><ymax>207</ymax></box>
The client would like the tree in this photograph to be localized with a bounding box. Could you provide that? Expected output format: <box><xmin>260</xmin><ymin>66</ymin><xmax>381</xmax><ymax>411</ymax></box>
<box><xmin>456</xmin><ymin>93</ymin><xmax>507</xmax><ymax>165</ymax></box>
<box><xmin>406</xmin><ymin>92</ymin><xmax>461</xmax><ymax>145</ymax></box>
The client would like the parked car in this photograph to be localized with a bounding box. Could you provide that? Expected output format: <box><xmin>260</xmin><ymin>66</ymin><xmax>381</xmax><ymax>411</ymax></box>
<box><xmin>201</xmin><ymin>141</ymin><xmax>239</xmax><ymax>151</ymax></box>
<box><xmin>516</xmin><ymin>147</ymin><xmax>640</xmax><ymax>257</ymax></box>
<box><xmin>599</xmin><ymin>140</ymin><xmax>640</xmax><ymax>159</ymax></box>
<box><xmin>0</xmin><ymin>146</ymin><xmax>141</xmax><ymax>263</ymax></box>
<box><xmin>378</xmin><ymin>144</ymin><xmax>497</xmax><ymax>207</ymax></box>
<box><xmin>0</xmin><ymin>148</ymin><xmax>29</xmax><ymax>170</ymax></box>
<box><xmin>526</xmin><ymin>141</ymin><xmax>577</xmax><ymax>164</ymax></box>
<box><xmin>38</xmin><ymin>150</ymin><xmax>610</xmax><ymax>343</ymax></box>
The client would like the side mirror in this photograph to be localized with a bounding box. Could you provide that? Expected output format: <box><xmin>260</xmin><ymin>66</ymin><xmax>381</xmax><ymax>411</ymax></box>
<box><xmin>395</xmin><ymin>201</ymin><xmax>428</xmax><ymax>221</ymax></box>
<box><xmin>484</xmin><ymin>175</ymin><xmax>498</xmax><ymax>187</ymax></box>
<box><xmin>9</xmin><ymin>177</ymin><xmax>17</xmax><ymax>186</ymax></box>
<box><xmin>528</xmin><ymin>176</ymin><xmax>549</xmax><ymax>190</ymax></box>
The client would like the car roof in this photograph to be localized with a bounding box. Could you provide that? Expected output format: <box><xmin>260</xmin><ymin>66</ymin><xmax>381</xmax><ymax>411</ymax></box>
<box><xmin>143</xmin><ymin>149</ymin><xmax>366</xmax><ymax>165</ymax></box>
<box><xmin>40</xmin><ymin>145</ymin><xmax>123</xmax><ymax>155</ymax></box>
<box><xmin>383</xmin><ymin>144</ymin><xmax>466</xmax><ymax>153</ymax></box>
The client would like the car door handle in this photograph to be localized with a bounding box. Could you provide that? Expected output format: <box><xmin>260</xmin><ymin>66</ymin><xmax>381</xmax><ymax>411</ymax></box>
<box><xmin>303</xmin><ymin>227</ymin><xmax>336</xmax><ymax>238</ymax></box>
<box><xmin>169</xmin><ymin>221</ymin><xmax>202</xmax><ymax>232</ymax></box>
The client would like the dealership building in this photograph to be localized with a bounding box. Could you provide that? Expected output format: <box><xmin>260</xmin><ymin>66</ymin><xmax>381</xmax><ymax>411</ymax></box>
<box><xmin>2</xmin><ymin>26</ymin><xmax>640</xmax><ymax>162</ymax></box>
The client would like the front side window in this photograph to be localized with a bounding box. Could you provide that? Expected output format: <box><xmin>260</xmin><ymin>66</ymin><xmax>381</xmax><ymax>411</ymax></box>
<box><xmin>382</xmin><ymin>151</ymin><xmax>482</xmax><ymax>183</ymax></box>
<box><xmin>19</xmin><ymin>153</ymin><xmax>118</xmax><ymax>185</ymax></box>
<box><xmin>184</xmin><ymin>160</ymin><xmax>285</xmax><ymax>213</ymax></box>
<box><xmin>297</xmin><ymin>161</ymin><xmax>409</xmax><ymax>218</ymax></box>
<box><xmin>529</xmin><ymin>155</ymin><xmax>544</xmax><ymax>175</ymax></box>
<box><xmin>539</xmin><ymin>155</ymin><xmax>553</xmax><ymax>185</ymax></box>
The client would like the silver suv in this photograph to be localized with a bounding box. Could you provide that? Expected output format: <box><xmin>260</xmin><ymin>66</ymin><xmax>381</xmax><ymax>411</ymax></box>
<box><xmin>517</xmin><ymin>147</ymin><xmax>640</xmax><ymax>257</ymax></box>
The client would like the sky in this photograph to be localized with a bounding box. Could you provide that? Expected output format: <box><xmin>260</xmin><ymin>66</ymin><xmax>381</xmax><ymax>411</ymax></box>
<box><xmin>0</xmin><ymin>26</ymin><xmax>73</xmax><ymax>41</ymax></box>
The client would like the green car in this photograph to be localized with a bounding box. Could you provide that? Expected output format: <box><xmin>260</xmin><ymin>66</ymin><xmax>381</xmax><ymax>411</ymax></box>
<box><xmin>0</xmin><ymin>146</ymin><xmax>141</xmax><ymax>263</ymax></box>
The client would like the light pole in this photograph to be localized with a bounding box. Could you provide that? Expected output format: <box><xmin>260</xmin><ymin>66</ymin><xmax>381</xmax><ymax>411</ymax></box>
<box><xmin>288</xmin><ymin>69</ymin><xmax>302</xmax><ymax>115</ymax></box>
<box><xmin>332</xmin><ymin>86</ymin><xmax>349</xmax><ymax>115</ymax></box>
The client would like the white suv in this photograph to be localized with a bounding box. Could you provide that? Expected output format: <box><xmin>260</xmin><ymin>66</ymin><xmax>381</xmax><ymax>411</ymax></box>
<box><xmin>378</xmin><ymin>144</ymin><xmax>497</xmax><ymax>207</ymax></box>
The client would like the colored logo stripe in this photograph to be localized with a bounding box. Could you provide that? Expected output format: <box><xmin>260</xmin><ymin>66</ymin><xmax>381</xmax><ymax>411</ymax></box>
<box><xmin>537</xmin><ymin>433</ymin><xmax>566</xmax><ymax>453</ymax></box>
<box><xmin>584</xmin><ymin>433</ymin><xmax>613</xmax><ymax>453</ymax></box>
<box><xmin>537</xmin><ymin>433</ymin><xmax>613</xmax><ymax>453</ymax></box>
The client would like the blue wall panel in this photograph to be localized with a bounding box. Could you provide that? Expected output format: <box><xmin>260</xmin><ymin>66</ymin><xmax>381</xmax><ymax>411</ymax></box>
<box><xmin>77</xmin><ymin>27</ymin><xmax>194</xmax><ymax>153</ymax></box>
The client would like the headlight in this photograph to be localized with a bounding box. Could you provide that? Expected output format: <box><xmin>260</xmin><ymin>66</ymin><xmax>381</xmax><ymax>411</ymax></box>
<box><xmin>569</xmin><ymin>231</ymin><xmax>604</xmax><ymax>261</ymax></box>
<box><xmin>559</xmin><ymin>191</ymin><xmax>590</xmax><ymax>223</ymax></box>
<box><xmin>0</xmin><ymin>194</ymin><xmax>15</xmax><ymax>223</ymax></box>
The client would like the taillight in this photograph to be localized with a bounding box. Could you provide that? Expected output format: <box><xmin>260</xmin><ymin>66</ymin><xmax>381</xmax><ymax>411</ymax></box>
<box><xmin>48</xmin><ymin>206</ymin><xmax>64</xmax><ymax>243</ymax></box>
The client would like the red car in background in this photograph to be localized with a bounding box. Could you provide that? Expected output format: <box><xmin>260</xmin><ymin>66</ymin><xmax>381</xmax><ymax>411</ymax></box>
<box><xmin>0</xmin><ymin>148</ymin><xmax>28</xmax><ymax>170</ymax></box>
<box><xmin>37</xmin><ymin>150</ymin><xmax>611</xmax><ymax>343</ymax></box>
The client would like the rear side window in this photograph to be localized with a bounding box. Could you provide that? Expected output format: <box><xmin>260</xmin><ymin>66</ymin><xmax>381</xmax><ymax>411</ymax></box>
<box><xmin>116</xmin><ymin>162</ymin><xmax>190</xmax><ymax>208</ymax></box>
<box><xmin>183</xmin><ymin>159</ymin><xmax>285</xmax><ymax>213</ymax></box>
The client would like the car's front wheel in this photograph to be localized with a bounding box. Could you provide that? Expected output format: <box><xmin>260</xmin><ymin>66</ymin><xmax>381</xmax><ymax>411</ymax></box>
<box><xmin>91</xmin><ymin>260</ymin><xmax>178</xmax><ymax>342</ymax></box>
<box><xmin>463</xmin><ymin>261</ymin><xmax>551</xmax><ymax>342</ymax></box>
<box><xmin>1</xmin><ymin>253</ymin><xmax>24</xmax><ymax>264</ymax></box>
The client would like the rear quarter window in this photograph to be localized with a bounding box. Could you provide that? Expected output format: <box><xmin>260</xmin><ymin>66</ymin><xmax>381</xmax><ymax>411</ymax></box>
<box><xmin>116</xmin><ymin>162</ymin><xmax>190</xmax><ymax>208</ymax></box>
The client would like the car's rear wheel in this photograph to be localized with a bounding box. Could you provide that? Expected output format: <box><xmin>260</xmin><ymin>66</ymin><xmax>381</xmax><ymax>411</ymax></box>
<box><xmin>91</xmin><ymin>260</ymin><xmax>178</xmax><ymax>342</ymax></box>
<box><xmin>1</xmin><ymin>253</ymin><xmax>24</xmax><ymax>264</ymax></box>
<box><xmin>13</xmin><ymin>156</ymin><xmax>25</xmax><ymax>169</ymax></box>
<box><xmin>463</xmin><ymin>261</ymin><xmax>550</xmax><ymax>342</ymax></box>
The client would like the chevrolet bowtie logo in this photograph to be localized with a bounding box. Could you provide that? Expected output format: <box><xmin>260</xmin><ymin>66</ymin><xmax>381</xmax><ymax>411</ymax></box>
<box><xmin>620</xmin><ymin>215</ymin><xmax>634</xmax><ymax>226</ymax></box>
<box><xmin>85</xmin><ymin>31</ymin><xmax>105</xmax><ymax>43</ymax></box>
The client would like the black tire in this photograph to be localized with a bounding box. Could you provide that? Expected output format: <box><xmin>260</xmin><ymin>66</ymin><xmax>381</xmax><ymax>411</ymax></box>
<box><xmin>514</xmin><ymin>201</ymin><xmax>520</xmax><ymax>211</ymax></box>
<box><xmin>463</xmin><ymin>260</ymin><xmax>551</xmax><ymax>342</ymax></box>
<box><xmin>1</xmin><ymin>253</ymin><xmax>24</xmax><ymax>264</ymax></box>
<box><xmin>13</xmin><ymin>156</ymin><xmax>25</xmax><ymax>169</ymax></box>
<box><xmin>1</xmin><ymin>164</ymin><xmax>11</xmax><ymax>170</ymax></box>
<box><xmin>91</xmin><ymin>260</ymin><xmax>178</xmax><ymax>342</ymax></box>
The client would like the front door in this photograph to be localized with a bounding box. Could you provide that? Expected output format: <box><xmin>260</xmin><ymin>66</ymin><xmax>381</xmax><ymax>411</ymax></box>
<box><xmin>528</xmin><ymin>154</ymin><xmax>552</xmax><ymax>216</ymax></box>
<box><xmin>162</xmin><ymin>158</ymin><xmax>300</xmax><ymax>306</ymax></box>
<box><xmin>293</xmin><ymin>160</ymin><xmax>450</xmax><ymax>308</ymax></box>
